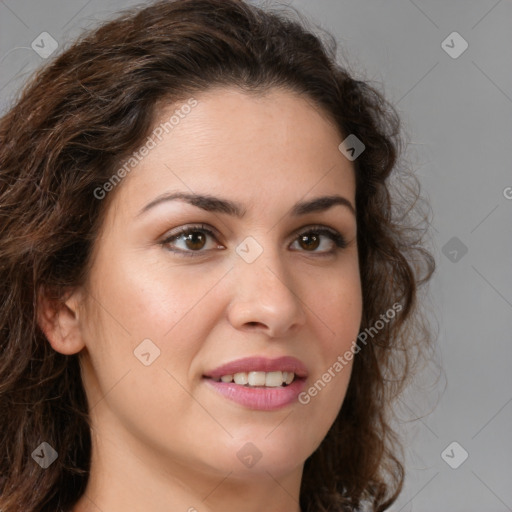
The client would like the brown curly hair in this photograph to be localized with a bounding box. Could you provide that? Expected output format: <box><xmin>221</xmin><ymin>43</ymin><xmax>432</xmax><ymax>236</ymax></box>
<box><xmin>0</xmin><ymin>0</ymin><xmax>435</xmax><ymax>510</ymax></box>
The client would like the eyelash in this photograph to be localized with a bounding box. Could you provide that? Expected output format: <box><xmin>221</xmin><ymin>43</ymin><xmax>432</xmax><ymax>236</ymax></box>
<box><xmin>161</xmin><ymin>223</ymin><xmax>348</xmax><ymax>257</ymax></box>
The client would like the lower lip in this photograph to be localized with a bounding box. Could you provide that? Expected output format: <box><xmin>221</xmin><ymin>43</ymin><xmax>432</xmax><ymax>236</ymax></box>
<box><xmin>204</xmin><ymin>378</ymin><xmax>306</xmax><ymax>411</ymax></box>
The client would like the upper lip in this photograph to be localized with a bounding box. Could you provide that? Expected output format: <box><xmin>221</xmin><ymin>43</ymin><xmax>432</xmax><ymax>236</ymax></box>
<box><xmin>204</xmin><ymin>356</ymin><xmax>308</xmax><ymax>379</ymax></box>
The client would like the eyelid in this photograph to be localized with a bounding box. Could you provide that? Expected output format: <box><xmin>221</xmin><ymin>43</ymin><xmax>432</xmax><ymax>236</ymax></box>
<box><xmin>161</xmin><ymin>223</ymin><xmax>219</xmax><ymax>241</ymax></box>
<box><xmin>290</xmin><ymin>223</ymin><xmax>339</xmax><ymax>239</ymax></box>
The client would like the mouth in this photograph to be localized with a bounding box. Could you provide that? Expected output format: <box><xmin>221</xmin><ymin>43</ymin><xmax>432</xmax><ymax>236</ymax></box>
<box><xmin>203</xmin><ymin>356</ymin><xmax>308</xmax><ymax>411</ymax></box>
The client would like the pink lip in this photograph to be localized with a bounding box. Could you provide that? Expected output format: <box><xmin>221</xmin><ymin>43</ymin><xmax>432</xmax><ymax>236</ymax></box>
<box><xmin>203</xmin><ymin>356</ymin><xmax>308</xmax><ymax>411</ymax></box>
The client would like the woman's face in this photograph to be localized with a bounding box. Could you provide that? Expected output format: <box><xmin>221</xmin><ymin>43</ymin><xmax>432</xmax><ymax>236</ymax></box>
<box><xmin>76</xmin><ymin>87</ymin><xmax>362</xmax><ymax>485</ymax></box>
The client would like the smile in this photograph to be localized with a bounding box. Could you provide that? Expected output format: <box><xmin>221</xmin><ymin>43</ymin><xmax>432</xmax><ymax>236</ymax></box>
<box><xmin>203</xmin><ymin>356</ymin><xmax>308</xmax><ymax>411</ymax></box>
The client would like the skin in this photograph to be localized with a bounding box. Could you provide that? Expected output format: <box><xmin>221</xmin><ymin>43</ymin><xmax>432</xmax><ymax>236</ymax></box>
<box><xmin>39</xmin><ymin>86</ymin><xmax>363</xmax><ymax>512</ymax></box>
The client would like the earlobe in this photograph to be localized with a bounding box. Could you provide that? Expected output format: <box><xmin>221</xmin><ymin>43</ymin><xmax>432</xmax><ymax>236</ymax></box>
<box><xmin>37</xmin><ymin>287</ymin><xmax>86</xmax><ymax>355</ymax></box>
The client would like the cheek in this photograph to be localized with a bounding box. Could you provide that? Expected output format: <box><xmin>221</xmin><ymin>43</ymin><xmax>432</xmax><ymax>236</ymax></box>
<box><xmin>79</xmin><ymin>255</ymin><xmax>226</xmax><ymax>445</ymax></box>
<box><xmin>305</xmin><ymin>263</ymin><xmax>363</xmax><ymax>348</ymax></box>
<box><xmin>296</xmin><ymin>264</ymin><xmax>362</xmax><ymax>422</ymax></box>
<box><xmin>83</xmin><ymin>252</ymin><xmax>231</xmax><ymax>377</ymax></box>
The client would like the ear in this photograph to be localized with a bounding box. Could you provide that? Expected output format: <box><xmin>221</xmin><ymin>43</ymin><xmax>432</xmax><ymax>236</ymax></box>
<box><xmin>37</xmin><ymin>287</ymin><xmax>86</xmax><ymax>355</ymax></box>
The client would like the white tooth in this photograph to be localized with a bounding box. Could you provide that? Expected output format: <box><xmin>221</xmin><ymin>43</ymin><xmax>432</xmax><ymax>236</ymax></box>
<box><xmin>285</xmin><ymin>372</ymin><xmax>294</xmax><ymax>385</ymax></box>
<box><xmin>234</xmin><ymin>372</ymin><xmax>248</xmax><ymax>385</ymax></box>
<box><xmin>221</xmin><ymin>374</ymin><xmax>233</xmax><ymax>383</ymax></box>
<box><xmin>282</xmin><ymin>371</ymin><xmax>289</xmax><ymax>382</ymax></box>
<box><xmin>265</xmin><ymin>371</ymin><xmax>284</xmax><ymax>387</ymax></box>
<box><xmin>248</xmin><ymin>371</ymin><xmax>266</xmax><ymax>387</ymax></box>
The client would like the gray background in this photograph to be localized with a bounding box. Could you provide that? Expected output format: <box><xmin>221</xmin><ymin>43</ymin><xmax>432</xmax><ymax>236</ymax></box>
<box><xmin>1</xmin><ymin>1</ymin><xmax>511</xmax><ymax>510</ymax></box>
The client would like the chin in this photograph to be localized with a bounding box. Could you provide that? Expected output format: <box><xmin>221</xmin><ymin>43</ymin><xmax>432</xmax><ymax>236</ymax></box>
<box><xmin>214</xmin><ymin>428</ymin><xmax>316</xmax><ymax>477</ymax></box>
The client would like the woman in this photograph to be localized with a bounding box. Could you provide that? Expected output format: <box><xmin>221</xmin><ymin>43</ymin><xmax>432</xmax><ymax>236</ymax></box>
<box><xmin>0</xmin><ymin>0</ymin><xmax>435</xmax><ymax>510</ymax></box>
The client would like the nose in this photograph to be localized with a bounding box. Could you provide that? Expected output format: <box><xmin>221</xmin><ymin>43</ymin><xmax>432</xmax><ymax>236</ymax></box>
<box><xmin>226</xmin><ymin>244</ymin><xmax>307</xmax><ymax>338</ymax></box>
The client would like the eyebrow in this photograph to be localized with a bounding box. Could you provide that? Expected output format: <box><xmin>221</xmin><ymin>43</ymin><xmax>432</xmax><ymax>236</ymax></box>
<box><xmin>137</xmin><ymin>191</ymin><xmax>356</xmax><ymax>218</ymax></box>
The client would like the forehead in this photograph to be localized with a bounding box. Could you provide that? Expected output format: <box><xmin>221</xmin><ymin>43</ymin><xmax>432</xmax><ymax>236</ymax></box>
<box><xmin>107</xmin><ymin>86</ymin><xmax>355</xmax><ymax>219</ymax></box>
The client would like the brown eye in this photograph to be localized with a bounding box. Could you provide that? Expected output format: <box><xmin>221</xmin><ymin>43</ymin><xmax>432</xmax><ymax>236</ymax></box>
<box><xmin>182</xmin><ymin>231</ymin><xmax>207</xmax><ymax>250</ymax></box>
<box><xmin>298</xmin><ymin>233</ymin><xmax>320</xmax><ymax>251</ymax></box>
<box><xmin>290</xmin><ymin>226</ymin><xmax>348</xmax><ymax>255</ymax></box>
<box><xmin>162</xmin><ymin>224</ymin><xmax>222</xmax><ymax>256</ymax></box>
